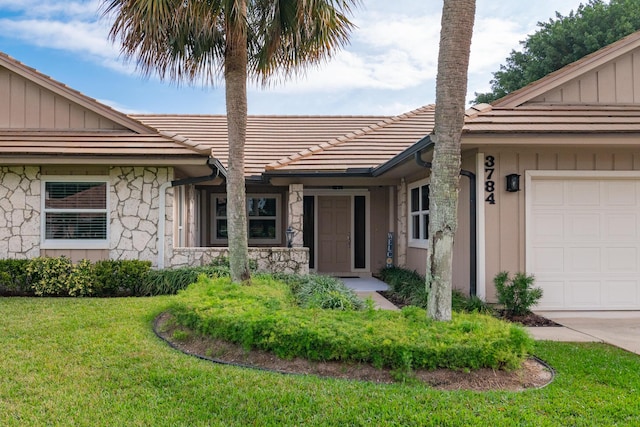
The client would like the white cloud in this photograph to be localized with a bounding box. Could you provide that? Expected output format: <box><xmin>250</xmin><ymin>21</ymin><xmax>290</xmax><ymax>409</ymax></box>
<box><xmin>0</xmin><ymin>0</ymin><xmax>102</xmax><ymax>19</ymax></box>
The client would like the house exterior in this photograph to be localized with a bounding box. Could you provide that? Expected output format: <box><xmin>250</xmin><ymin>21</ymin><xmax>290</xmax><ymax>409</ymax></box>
<box><xmin>4</xmin><ymin>30</ymin><xmax>640</xmax><ymax>310</ymax></box>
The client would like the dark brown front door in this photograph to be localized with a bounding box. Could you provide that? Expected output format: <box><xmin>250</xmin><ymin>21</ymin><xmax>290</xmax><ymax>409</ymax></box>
<box><xmin>317</xmin><ymin>196</ymin><xmax>351</xmax><ymax>273</ymax></box>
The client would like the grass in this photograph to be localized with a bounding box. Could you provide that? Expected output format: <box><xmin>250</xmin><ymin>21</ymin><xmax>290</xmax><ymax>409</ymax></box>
<box><xmin>0</xmin><ymin>297</ymin><xmax>639</xmax><ymax>426</ymax></box>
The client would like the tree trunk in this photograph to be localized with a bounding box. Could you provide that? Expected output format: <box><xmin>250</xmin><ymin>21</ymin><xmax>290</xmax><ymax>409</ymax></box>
<box><xmin>427</xmin><ymin>0</ymin><xmax>476</xmax><ymax>320</ymax></box>
<box><xmin>225</xmin><ymin>0</ymin><xmax>251</xmax><ymax>283</ymax></box>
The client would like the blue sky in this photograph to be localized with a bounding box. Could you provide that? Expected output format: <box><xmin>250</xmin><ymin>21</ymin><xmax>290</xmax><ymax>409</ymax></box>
<box><xmin>0</xmin><ymin>0</ymin><xmax>586</xmax><ymax>115</ymax></box>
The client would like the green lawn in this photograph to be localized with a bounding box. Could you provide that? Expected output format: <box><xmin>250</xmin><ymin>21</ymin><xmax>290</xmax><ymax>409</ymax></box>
<box><xmin>1</xmin><ymin>297</ymin><xmax>639</xmax><ymax>426</ymax></box>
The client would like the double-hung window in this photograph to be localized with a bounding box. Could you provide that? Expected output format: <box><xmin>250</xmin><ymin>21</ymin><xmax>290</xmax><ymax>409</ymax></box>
<box><xmin>408</xmin><ymin>179</ymin><xmax>429</xmax><ymax>248</ymax></box>
<box><xmin>41</xmin><ymin>177</ymin><xmax>109</xmax><ymax>248</ymax></box>
<box><xmin>213</xmin><ymin>194</ymin><xmax>280</xmax><ymax>244</ymax></box>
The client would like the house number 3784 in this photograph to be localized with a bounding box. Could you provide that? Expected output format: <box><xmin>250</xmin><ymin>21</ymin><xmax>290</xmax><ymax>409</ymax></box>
<box><xmin>484</xmin><ymin>155</ymin><xmax>496</xmax><ymax>205</ymax></box>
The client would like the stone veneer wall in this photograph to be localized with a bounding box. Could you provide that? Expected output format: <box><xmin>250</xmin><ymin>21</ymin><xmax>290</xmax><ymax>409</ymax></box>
<box><xmin>171</xmin><ymin>247</ymin><xmax>309</xmax><ymax>275</ymax></box>
<box><xmin>110</xmin><ymin>166</ymin><xmax>172</xmax><ymax>266</ymax></box>
<box><xmin>0</xmin><ymin>166</ymin><xmax>41</xmax><ymax>259</ymax></box>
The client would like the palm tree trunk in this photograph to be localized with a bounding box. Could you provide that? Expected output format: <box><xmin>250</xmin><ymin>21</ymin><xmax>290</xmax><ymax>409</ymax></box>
<box><xmin>427</xmin><ymin>0</ymin><xmax>476</xmax><ymax>320</ymax></box>
<box><xmin>225</xmin><ymin>0</ymin><xmax>251</xmax><ymax>283</ymax></box>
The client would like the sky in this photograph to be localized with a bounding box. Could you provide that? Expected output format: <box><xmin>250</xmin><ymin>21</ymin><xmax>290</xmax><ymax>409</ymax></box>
<box><xmin>0</xmin><ymin>0</ymin><xmax>590</xmax><ymax>116</ymax></box>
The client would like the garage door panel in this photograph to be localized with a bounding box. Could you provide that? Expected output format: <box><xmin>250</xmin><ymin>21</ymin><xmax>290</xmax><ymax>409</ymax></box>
<box><xmin>604</xmin><ymin>181</ymin><xmax>637</xmax><ymax>205</ymax></box>
<box><xmin>606</xmin><ymin>214</ymin><xmax>638</xmax><ymax>239</ymax></box>
<box><xmin>567</xmin><ymin>214</ymin><xmax>600</xmax><ymax>240</ymax></box>
<box><xmin>528</xmin><ymin>176</ymin><xmax>640</xmax><ymax>310</ymax></box>
<box><xmin>566</xmin><ymin>281</ymin><xmax>601</xmax><ymax>307</ymax></box>
<box><xmin>603</xmin><ymin>281</ymin><xmax>638</xmax><ymax>307</ymax></box>
<box><xmin>567</xmin><ymin>247</ymin><xmax>600</xmax><ymax>272</ymax></box>
<box><xmin>567</xmin><ymin>181</ymin><xmax>600</xmax><ymax>205</ymax></box>
<box><xmin>605</xmin><ymin>247</ymin><xmax>638</xmax><ymax>272</ymax></box>
<box><xmin>531</xmin><ymin>181</ymin><xmax>564</xmax><ymax>205</ymax></box>
<box><xmin>536</xmin><ymin>280</ymin><xmax>565</xmax><ymax>309</ymax></box>
<box><xmin>531</xmin><ymin>247</ymin><xmax>564</xmax><ymax>272</ymax></box>
<box><xmin>531</xmin><ymin>213</ymin><xmax>564</xmax><ymax>241</ymax></box>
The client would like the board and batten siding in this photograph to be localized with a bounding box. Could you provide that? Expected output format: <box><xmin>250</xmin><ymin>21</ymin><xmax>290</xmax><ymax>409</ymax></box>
<box><xmin>530</xmin><ymin>50</ymin><xmax>640</xmax><ymax>104</ymax></box>
<box><xmin>481</xmin><ymin>146</ymin><xmax>640</xmax><ymax>302</ymax></box>
<box><xmin>0</xmin><ymin>68</ymin><xmax>125</xmax><ymax>130</ymax></box>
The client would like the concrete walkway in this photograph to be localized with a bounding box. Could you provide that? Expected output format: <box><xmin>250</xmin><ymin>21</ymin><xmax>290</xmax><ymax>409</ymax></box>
<box><xmin>341</xmin><ymin>277</ymin><xmax>400</xmax><ymax>311</ymax></box>
<box><xmin>533</xmin><ymin>311</ymin><xmax>640</xmax><ymax>355</ymax></box>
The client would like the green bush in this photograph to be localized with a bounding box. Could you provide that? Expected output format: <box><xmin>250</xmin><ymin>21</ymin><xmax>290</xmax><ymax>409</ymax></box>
<box><xmin>26</xmin><ymin>256</ymin><xmax>74</xmax><ymax>296</ymax></box>
<box><xmin>0</xmin><ymin>259</ymin><xmax>30</xmax><ymax>295</ymax></box>
<box><xmin>169</xmin><ymin>276</ymin><xmax>535</xmax><ymax>374</ymax></box>
<box><xmin>378</xmin><ymin>266</ymin><xmax>428</xmax><ymax>307</ymax></box>
<box><xmin>452</xmin><ymin>290</ymin><xmax>494</xmax><ymax>314</ymax></box>
<box><xmin>67</xmin><ymin>259</ymin><xmax>96</xmax><ymax>297</ymax></box>
<box><xmin>140</xmin><ymin>263</ymin><xmax>230</xmax><ymax>296</ymax></box>
<box><xmin>94</xmin><ymin>259</ymin><xmax>152</xmax><ymax>296</ymax></box>
<box><xmin>292</xmin><ymin>274</ymin><xmax>364</xmax><ymax>311</ymax></box>
<box><xmin>380</xmin><ymin>267</ymin><xmax>490</xmax><ymax>313</ymax></box>
<box><xmin>494</xmin><ymin>271</ymin><xmax>543</xmax><ymax>316</ymax></box>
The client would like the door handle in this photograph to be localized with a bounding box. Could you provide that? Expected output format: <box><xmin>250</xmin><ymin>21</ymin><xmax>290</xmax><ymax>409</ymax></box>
<box><xmin>347</xmin><ymin>233</ymin><xmax>351</xmax><ymax>248</ymax></box>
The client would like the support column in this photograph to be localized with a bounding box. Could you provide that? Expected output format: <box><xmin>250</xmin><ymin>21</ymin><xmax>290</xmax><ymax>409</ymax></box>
<box><xmin>397</xmin><ymin>178</ymin><xmax>407</xmax><ymax>266</ymax></box>
<box><xmin>287</xmin><ymin>184</ymin><xmax>304</xmax><ymax>247</ymax></box>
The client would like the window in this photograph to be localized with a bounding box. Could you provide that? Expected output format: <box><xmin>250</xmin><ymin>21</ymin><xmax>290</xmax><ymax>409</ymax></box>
<box><xmin>212</xmin><ymin>195</ymin><xmax>280</xmax><ymax>243</ymax></box>
<box><xmin>408</xmin><ymin>179</ymin><xmax>429</xmax><ymax>248</ymax></box>
<box><xmin>42</xmin><ymin>177</ymin><xmax>109</xmax><ymax>248</ymax></box>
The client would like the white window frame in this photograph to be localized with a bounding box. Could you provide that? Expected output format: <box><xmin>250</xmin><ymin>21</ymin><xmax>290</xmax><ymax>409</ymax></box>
<box><xmin>40</xmin><ymin>176</ymin><xmax>110</xmax><ymax>250</ymax></box>
<box><xmin>408</xmin><ymin>178</ymin><xmax>430</xmax><ymax>249</ymax></box>
<box><xmin>211</xmin><ymin>194</ymin><xmax>282</xmax><ymax>245</ymax></box>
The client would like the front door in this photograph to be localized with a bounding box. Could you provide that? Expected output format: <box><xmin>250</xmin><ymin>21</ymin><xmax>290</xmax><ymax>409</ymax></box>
<box><xmin>317</xmin><ymin>196</ymin><xmax>351</xmax><ymax>273</ymax></box>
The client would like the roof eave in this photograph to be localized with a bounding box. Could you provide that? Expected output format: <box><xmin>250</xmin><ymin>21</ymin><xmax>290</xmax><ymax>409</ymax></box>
<box><xmin>371</xmin><ymin>135</ymin><xmax>434</xmax><ymax>177</ymax></box>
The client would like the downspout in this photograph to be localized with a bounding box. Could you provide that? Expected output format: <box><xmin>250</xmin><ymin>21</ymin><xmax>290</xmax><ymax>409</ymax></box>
<box><xmin>157</xmin><ymin>159</ymin><xmax>222</xmax><ymax>269</ymax></box>
<box><xmin>415</xmin><ymin>151</ymin><xmax>477</xmax><ymax>297</ymax></box>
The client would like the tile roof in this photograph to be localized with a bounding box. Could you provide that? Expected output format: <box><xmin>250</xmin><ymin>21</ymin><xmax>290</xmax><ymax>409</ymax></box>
<box><xmin>0</xmin><ymin>131</ymin><xmax>210</xmax><ymax>158</ymax></box>
<box><xmin>265</xmin><ymin>105</ymin><xmax>435</xmax><ymax>172</ymax></box>
<box><xmin>464</xmin><ymin>105</ymin><xmax>640</xmax><ymax>134</ymax></box>
<box><xmin>133</xmin><ymin>114</ymin><xmax>400</xmax><ymax>176</ymax></box>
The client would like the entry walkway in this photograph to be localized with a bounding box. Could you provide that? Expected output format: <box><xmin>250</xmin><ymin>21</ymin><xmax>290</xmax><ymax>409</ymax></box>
<box><xmin>341</xmin><ymin>277</ymin><xmax>399</xmax><ymax>311</ymax></box>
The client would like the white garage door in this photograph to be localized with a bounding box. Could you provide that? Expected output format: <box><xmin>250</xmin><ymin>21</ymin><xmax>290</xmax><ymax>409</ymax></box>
<box><xmin>528</xmin><ymin>174</ymin><xmax>640</xmax><ymax>310</ymax></box>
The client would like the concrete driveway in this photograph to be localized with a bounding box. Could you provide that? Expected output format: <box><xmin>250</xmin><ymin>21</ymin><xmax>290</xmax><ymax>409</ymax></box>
<box><xmin>535</xmin><ymin>311</ymin><xmax>640</xmax><ymax>355</ymax></box>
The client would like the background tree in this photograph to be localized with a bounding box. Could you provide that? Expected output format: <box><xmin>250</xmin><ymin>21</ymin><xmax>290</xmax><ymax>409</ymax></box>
<box><xmin>474</xmin><ymin>0</ymin><xmax>640</xmax><ymax>104</ymax></box>
<box><xmin>103</xmin><ymin>0</ymin><xmax>358</xmax><ymax>282</ymax></box>
<box><xmin>427</xmin><ymin>0</ymin><xmax>476</xmax><ymax>321</ymax></box>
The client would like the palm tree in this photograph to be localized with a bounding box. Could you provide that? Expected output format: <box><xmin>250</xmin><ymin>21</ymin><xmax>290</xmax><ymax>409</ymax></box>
<box><xmin>426</xmin><ymin>0</ymin><xmax>476</xmax><ymax>320</ymax></box>
<box><xmin>102</xmin><ymin>0</ymin><xmax>359</xmax><ymax>282</ymax></box>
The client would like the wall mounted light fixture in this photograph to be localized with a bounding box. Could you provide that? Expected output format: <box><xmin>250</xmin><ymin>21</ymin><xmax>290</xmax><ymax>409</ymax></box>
<box><xmin>286</xmin><ymin>226</ymin><xmax>295</xmax><ymax>248</ymax></box>
<box><xmin>506</xmin><ymin>173</ymin><xmax>521</xmax><ymax>192</ymax></box>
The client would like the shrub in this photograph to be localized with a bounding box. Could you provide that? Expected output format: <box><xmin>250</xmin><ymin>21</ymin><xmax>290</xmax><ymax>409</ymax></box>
<box><xmin>0</xmin><ymin>259</ymin><xmax>30</xmax><ymax>295</ymax></box>
<box><xmin>494</xmin><ymin>271</ymin><xmax>543</xmax><ymax>316</ymax></box>
<box><xmin>452</xmin><ymin>290</ymin><xmax>494</xmax><ymax>314</ymax></box>
<box><xmin>67</xmin><ymin>259</ymin><xmax>96</xmax><ymax>297</ymax></box>
<box><xmin>94</xmin><ymin>260</ymin><xmax>152</xmax><ymax>296</ymax></box>
<box><xmin>140</xmin><ymin>263</ymin><xmax>230</xmax><ymax>296</ymax></box>
<box><xmin>169</xmin><ymin>276</ymin><xmax>535</xmax><ymax>373</ymax></box>
<box><xmin>26</xmin><ymin>256</ymin><xmax>74</xmax><ymax>296</ymax></box>
<box><xmin>293</xmin><ymin>274</ymin><xmax>365</xmax><ymax>311</ymax></box>
<box><xmin>378</xmin><ymin>266</ymin><xmax>428</xmax><ymax>307</ymax></box>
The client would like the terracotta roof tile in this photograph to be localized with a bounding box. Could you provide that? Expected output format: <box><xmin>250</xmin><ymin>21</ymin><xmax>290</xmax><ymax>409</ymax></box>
<box><xmin>133</xmin><ymin>114</ymin><xmax>393</xmax><ymax>176</ymax></box>
<box><xmin>464</xmin><ymin>105</ymin><xmax>640</xmax><ymax>133</ymax></box>
<box><xmin>0</xmin><ymin>131</ymin><xmax>209</xmax><ymax>158</ymax></box>
<box><xmin>267</xmin><ymin>105</ymin><xmax>435</xmax><ymax>172</ymax></box>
